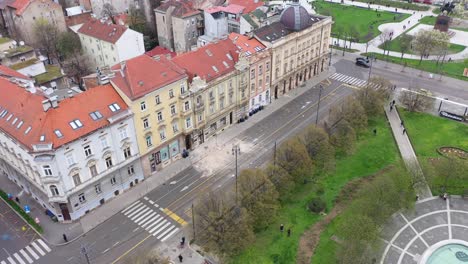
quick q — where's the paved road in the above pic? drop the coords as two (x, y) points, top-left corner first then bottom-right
(18, 56), (466, 264)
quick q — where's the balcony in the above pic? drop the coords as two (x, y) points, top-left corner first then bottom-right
(42, 175), (61, 184)
(179, 91), (190, 100)
(48, 195), (68, 203)
(195, 103), (205, 111)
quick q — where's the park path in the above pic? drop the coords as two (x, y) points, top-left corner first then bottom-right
(322, 0), (468, 60)
(384, 106), (433, 199)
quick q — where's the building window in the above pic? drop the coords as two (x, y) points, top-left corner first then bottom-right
(259, 65), (263, 75)
(140, 101), (146, 111)
(66, 154), (75, 167)
(258, 79), (262, 87)
(170, 105), (176, 115)
(105, 157), (113, 168)
(72, 174), (82, 186)
(69, 119), (83, 130)
(172, 122), (179, 133)
(186, 117), (192, 129)
(49, 185), (59, 196)
(95, 184), (102, 194)
(251, 98), (255, 106)
(119, 127), (128, 139)
(219, 99), (224, 109)
(123, 147), (131, 159)
(159, 129), (166, 141)
(266, 62), (270, 72)
(90, 165), (98, 177)
(42, 165), (52, 176)
(127, 165), (134, 175)
(157, 112), (163, 122)
(284, 63), (288, 75)
(250, 69), (255, 79)
(109, 103), (121, 112)
(155, 95), (161, 105)
(110, 177), (116, 185)
(84, 145), (92, 157)
(100, 136), (108, 149)
(184, 101), (190, 111)
(266, 75), (270, 85)
(78, 193), (86, 203)
(169, 89), (174, 98)
(143, 118), (149, 129)
(209, 103), (215, 114)
(146, 135), (152, 147)
(198, 114), (203, 122)
(250, 83), (255, 92)
(180, 83), (186, 94)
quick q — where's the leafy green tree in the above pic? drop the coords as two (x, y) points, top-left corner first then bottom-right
(33, 18), (60, 64)
(355, 79), (387, 117)
(57, 32), (81, 59)
(412, 29), (450, 65)
(341, 97), (368, 135)
(300, 125), (335, 173)
(194, 191), (254, 259)
(128, 4), (147, 34)
(328, 119), (356, 155)
(238, 169), (279, 231)
(348, 25), (360, 49)
(57, 32), (91, 87)
(399, 34), (413, 60)
(276, 137), (314, 183)
(265, 164), (294, 198)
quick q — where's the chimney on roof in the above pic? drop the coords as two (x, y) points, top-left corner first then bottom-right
(42, 99), (52, 112)
(50, 96), (59, 108)
(27, 82), (36, 93)
(67, 90), (74, 98)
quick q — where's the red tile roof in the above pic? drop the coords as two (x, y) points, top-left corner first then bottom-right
(78, 19), (127, 44)
(227, 0), (264, 13)
(7, 0), (61, 16)
(228, 32), (266, 55)
(206, 4), (245, 14)
(0, 81), (128, 150)
(145, 46), (177, 59)
(0, 65), (32, 80)
(111, 55), (187, 100)
(155, 0), (201, 18)
(172, 39), (239, 83)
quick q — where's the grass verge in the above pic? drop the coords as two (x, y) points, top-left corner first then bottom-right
(230, 115), (400, 263)
(381, 33), (466, 55)
(0, 189), (43, 233)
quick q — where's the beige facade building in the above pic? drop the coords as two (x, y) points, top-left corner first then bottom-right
(0, 0), (67, 45)
(154, 0), (204, 53)
(254, 2), (332, 99)
(172, 39), (249, 149)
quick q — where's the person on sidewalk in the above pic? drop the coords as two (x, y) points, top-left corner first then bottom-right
(63, 234), (68, 242)
(373, 128), (377, 136)
(178, 254), (183, 263)
(403, 128), (406, 135)
(390, 105), (393, 112)
(287, 228), (291, 237)
(280, 224), (284, 233)
(401, 120), (404, 127)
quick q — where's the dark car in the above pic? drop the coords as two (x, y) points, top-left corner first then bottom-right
(356, 57), (370, 63)
(355, 60), (370, 68)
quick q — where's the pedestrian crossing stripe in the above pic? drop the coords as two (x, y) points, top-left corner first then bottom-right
(121, 200), (181, 242)
(1, 239), (50, 264)
(330, 73), (382, 89)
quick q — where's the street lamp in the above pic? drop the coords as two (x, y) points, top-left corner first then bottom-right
(232, 144), (240, 204)
(315, 84), (323, 125)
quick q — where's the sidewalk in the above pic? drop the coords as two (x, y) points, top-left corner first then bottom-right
(384, 105), (432, 199)
(0, 67), (335, 246)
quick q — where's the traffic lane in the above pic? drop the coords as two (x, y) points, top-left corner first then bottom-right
(334, 58), (369, 80)
(168, 84), (354, 217)
(0, 197), (39, 261)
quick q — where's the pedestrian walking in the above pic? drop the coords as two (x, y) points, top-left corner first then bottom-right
(403, 128), (406, 135)
(373, 128), (377, 135)
(15, 197), (20, 203)
(390, 105), (393, 112)
(408, 20), (410, 24)
(63, 234), (68, 242)
(392, 99), (395, 105)
(287, 228), (291, 237)
(280, 224), (284, 233)
(416, 194), (419, 201)
(178, 254), (183, 263)
(393, 85), (396, 90)
(401, 120), (404, 127)
(180, 236), (185, 247)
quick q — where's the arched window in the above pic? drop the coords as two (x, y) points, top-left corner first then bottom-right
(50, 185), (59, 196)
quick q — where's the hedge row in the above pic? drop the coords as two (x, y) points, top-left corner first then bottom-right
(0, 189), (43, 233)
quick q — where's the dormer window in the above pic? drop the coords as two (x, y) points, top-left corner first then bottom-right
(24, 126), (31, 134)
(0, 109), (7, 118)
(109, 103), (121, 112)
(6, 114), (12, 121)
(69, 119), (83, 130)
(89, 111), (103, 120)
(12, 117), (18, 125)
(54, 129), (63, 138)
(16, 121), (23, 129)
(226, 53), (233, 60)
(212, 66), (219, 73)
(39, 135), (45, 142)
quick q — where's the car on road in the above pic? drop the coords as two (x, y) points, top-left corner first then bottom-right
(355, 60), (370, 68)
(356, 57), (370, 63)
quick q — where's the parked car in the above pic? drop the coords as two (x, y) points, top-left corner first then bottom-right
(355, 60), (370, 68)
(356, 57), (370, 63)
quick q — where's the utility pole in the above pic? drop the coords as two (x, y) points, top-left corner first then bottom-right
(315, 84), (323, 125)
(232, 144), (240, 204)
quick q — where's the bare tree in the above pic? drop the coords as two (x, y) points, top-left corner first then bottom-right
(399, 88), (434, 112)
(101, 3), (116, 24)
(399, 34), (413, 60)
(33, 18), (60, 64)
(379, 29), (393, 61)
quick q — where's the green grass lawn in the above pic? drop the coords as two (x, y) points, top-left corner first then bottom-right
(35, 65), (64, 84)
(381, 34), (466, 55)
(314, 1), (410, 43)
(230, 115), (400, 264)
(363, 52), (468, 81)
(399, 109), (468, 194)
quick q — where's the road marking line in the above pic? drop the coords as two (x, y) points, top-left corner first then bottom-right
(113, 241), (120, 247)
(111, 227), (118, 232)
(163, 208), (188, 226)
(36, 239), (50, 252)
(329, 73), (339, 78)
(121, 201), (140, 214)
(123, 202), (144, 216)
(133, 209), (153, 224)
(144, 215), (164, 230)
(143, 197), (149, 201)
(161, 227), (179, 242)
(130, 207), (151, 221)
(152, 222), (171, 236)
(1, 260), (6, 264)
(154, 204), (159, 207)
(126, 205), (148, 219)
(7, 257), (16, 264)
(19, 250), (32, 264)
(141, 214), (161, 228)
(132, 227), (140, 233)
(13, 253), (25, 264)
(102, 248), (110, 254)
(148, 219), (168, 234)
(111, 234), (151, 264)
(148, 200), (154, 205)
(25, 246), (38, 260)
(30, 242), (45, 256)
(157, 225), (175, 239)
(136, 211), (157, 226)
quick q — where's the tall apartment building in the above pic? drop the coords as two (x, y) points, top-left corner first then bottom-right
(254, 1), (332, 99)
(0, 76), (143, 222)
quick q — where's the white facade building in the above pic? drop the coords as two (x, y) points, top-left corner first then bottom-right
(0, 77), (143, 222)
(77, 19), (144, 69)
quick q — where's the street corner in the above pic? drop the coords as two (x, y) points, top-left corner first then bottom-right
(156, 229), (207, 264)
(0, 198), (38, 243)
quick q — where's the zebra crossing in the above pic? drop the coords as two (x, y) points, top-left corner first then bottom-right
(121, 197), (180, 242)
(329, 73), (381, 89)
(1, 239), (51, 264)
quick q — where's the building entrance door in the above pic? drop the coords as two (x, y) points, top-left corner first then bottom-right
(59, 203), (71, 221)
